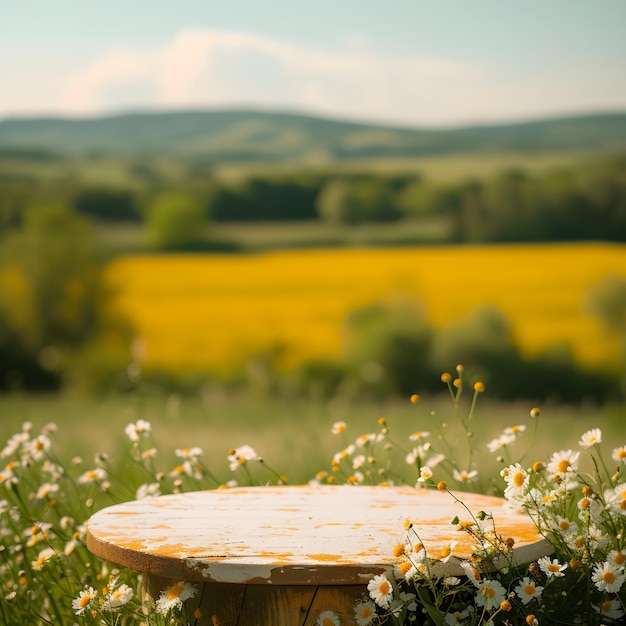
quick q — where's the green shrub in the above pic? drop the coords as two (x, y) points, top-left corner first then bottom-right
(147, 191), (208, 251)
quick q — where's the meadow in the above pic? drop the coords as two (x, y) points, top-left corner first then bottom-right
(106, 242), (626, 375)
(0, 384), (623, 488)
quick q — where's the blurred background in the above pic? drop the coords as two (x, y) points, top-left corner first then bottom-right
(1, 1), (625, 478)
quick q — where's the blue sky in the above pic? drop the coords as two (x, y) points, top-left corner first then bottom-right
(2, 1), (625, 127)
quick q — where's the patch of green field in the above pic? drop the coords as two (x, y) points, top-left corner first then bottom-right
(212, 150), (596, 184)
(96, 217), (453, 255)
(1, 389), (621, 489)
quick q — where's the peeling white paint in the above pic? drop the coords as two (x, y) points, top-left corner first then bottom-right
(87, 485), (551, 583)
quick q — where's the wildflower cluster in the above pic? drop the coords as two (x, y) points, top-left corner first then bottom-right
(315, 369), (625, 625)
(0, 417), (275, 624)
(1, 365), (623, 625)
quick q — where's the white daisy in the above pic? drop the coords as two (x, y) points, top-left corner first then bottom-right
(579, 428), (602, 448)
(72, 587), (98, 616)
(394, 559), (417, 582)
(417, 466), (433, 482)
(367, 573), (394, 608)
(591, 561), (625, 593)
(612, 445), (626, 464)
(136, 482), (161, 499)
(593, 599), (625, 620)
(409, 431), (430, 441)
(554, 515), (578, 535)
(546, 449), (580, 478)
(436, 541), (457, 563)
(155, 581), (197, 614)
(175, 446), (203, 459)
(452, 468), (478, 483)
(227, 445), (261, 471)
(352, 454), (366, 469)
(503, 463), (529, 499)
(487, 433), (515, 453)
(444, 608), (473, 625)
(331, 421), (347, 435)
(78, 467), (107, 484)
(514, 576), (543, 604)
(354, 599), (377, 625)
(124, 419), (152, 442)
(0, 431), (29, 458)
(332, 445), (355, 466)
(31, 547), (57, 570)
(317, 610), (340, 626)
(503, 424), (526, 436)
(24, 435), (52, 461)
(538, 556), (567, 578)
(35, 482), (59, 499)
(607, 548), (626, 568)
(460, 561), (482, 587)
(105, 582), (134, 609)
(606, 484), (626, 515)
(475, 578), (505, 611)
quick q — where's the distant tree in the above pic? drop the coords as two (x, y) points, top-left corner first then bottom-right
(73, 187), (141, 222)
(147, 191), (208, 250)
(0, 205), (126, 389)
(343, 300), (436, 397)
(586, 275), (626, 392)
(209, 176), (322, 222)
(316, 179), (400, 224)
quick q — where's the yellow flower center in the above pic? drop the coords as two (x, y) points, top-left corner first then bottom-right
(615, 552), (626, 565)
(360, 606), (373, 618)
(557, 459), (570, 473)
(603, 571), (616, 585)
(548, 564), (561, 572)
(379, 581), (390, 595)
(513, 471), (525, 487)
(602, 600), (613, 611)
(524, 583), (536, 595)
(559, 520), (570, 530)
(168, 584), (183, 601)
(79, 595), (91, 608)
(322, 619), (334, 626)
(484, 586), (496, 598)
(440, 545), (451, 558)
(393, 543), (405, 557)
(617, 449), (626, 459)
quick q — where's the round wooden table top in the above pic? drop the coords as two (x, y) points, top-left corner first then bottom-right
(86, 485), (550, 585)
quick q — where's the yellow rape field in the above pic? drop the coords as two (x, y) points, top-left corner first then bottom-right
(106, 243), (626, 374)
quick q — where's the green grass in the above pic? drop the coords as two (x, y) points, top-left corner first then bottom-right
(1, 388), (622, 488)
(96, 217), (454, 255)
(212, 150), (597, 183)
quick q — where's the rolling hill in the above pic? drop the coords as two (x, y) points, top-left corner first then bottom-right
(0, 109), (625, 162)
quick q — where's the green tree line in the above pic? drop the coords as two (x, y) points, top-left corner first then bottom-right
(1, 155), (626, 249)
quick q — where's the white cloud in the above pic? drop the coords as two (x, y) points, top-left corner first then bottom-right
(36, 29), (626, 126)
(57, 29), (489, 125)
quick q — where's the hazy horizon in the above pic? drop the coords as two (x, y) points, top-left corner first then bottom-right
(2, 1), (626, 128)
